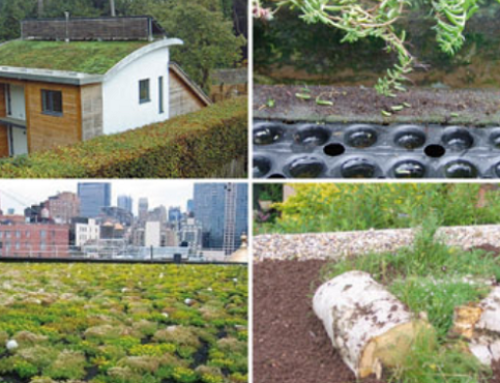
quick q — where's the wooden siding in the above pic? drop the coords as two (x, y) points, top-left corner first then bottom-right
(169, 72), (205, 118)
(25, 81), (82, 153)
(22, 17), (154, 41)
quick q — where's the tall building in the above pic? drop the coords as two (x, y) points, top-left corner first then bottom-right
(117, 195), (133, 214)
(193, 183), (248, 254)
(78, 183), (111, 218)
(168, 206), (182, 228)
(226, 183), (248, 254)
(138, 198), (149, 221)
(100, 207), (134, 227)
(179, 217), (202, 251)
(187, 199), (194, 214)
(44, 192), (80, 224)
(150, 206), (167, 223)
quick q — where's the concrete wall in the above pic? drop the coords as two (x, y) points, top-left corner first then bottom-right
(145, 221), (161, 248)
(102, 48), (171, 134)
(80, 84), (103, 141)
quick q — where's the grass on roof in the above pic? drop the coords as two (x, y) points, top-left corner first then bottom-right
(0, 40), (149, 74)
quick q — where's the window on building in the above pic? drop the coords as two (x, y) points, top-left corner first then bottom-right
(15, 231), (20, 238)
(25, 231), (30, 238)
(40, 242), (46, 251)
(41, 90), (63, 116)
(158, 76), (164, 114)
(139, 79), (150, 104)
(5, 232), (11, 239)
(15, 242), (20, 250)
(40, 230), (46, 239)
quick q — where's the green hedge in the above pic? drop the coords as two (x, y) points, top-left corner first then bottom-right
(0, 97), (247, 178)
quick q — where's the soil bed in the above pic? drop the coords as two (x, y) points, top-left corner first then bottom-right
(254, 85), (500, 126)
(253, 253), (500, 383)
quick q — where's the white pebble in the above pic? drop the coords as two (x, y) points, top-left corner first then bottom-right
(6, 340), (18, 351)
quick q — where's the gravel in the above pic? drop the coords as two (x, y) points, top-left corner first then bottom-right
(253, 225), (500, 262)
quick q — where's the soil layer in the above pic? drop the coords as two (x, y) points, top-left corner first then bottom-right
(253, 85), (500, 126)
(253, 253), (500, 383)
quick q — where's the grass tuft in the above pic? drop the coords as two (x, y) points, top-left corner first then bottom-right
(319, 214), (500, 382)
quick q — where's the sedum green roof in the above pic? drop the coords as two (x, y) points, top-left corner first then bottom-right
(0, 40), (149, 75)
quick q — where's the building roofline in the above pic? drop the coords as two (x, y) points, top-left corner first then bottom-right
(0, 66), (103, 85)
(104, 38), (183, 80)
(0, 38), (182, 85)
(169, 62), (213, 106)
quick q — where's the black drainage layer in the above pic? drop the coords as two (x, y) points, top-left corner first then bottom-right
(253, 121), (500, 179)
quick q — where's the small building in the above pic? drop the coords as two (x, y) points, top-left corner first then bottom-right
(145, 221), (161, 248)
(0, 222), (69, 258)
(0, 16), (211, 157)
(70, 217), (100, 248)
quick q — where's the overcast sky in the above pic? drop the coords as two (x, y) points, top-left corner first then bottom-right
(0, 180), (206, 215)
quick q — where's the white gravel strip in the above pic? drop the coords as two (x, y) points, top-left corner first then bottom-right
(253, 225), (500, 262)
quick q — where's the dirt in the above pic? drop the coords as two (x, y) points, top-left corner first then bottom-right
(253, 85), (500, 126)
(475, 244), (500, 258)
(253, 259), (384, 383)
(253, 250), (500, 383)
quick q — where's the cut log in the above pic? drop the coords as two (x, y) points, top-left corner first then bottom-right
(452, 286), (500, 365)
(313, 271), (428, 378)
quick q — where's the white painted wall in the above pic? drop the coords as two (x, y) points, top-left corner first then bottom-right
(102, 48), (171, 134)
(145, 221), (161, 248)
(75, 219), (100, 247)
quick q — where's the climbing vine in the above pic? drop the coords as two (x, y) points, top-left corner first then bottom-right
(253, 0), (495, 100)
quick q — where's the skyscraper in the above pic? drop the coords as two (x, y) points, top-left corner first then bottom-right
(117, 195), (133, 214)
(224, 183), (248, 254)
(138, 198), (149, 221)
(77, 183), (111, 218)
(187, 199), (194, 214)
(193, 183), (248, 254)
(168, 206), (182, 223)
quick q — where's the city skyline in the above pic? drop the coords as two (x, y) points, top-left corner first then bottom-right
(0, 180), (196, 216)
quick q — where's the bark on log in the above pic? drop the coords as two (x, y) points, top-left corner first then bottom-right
(452, 286), (500, 365)
(313, 271), (427, 378)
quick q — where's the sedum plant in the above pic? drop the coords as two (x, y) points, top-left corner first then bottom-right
(253, 0), (495, 98)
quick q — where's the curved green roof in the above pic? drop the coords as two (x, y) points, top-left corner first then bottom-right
(0, 40), (149, 75)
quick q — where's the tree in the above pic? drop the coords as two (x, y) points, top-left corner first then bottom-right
(151, 1), (246, 91)
(37, 0), (44, 17)
(109, 0), (115, 16)
(0, 0), (37, 41)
